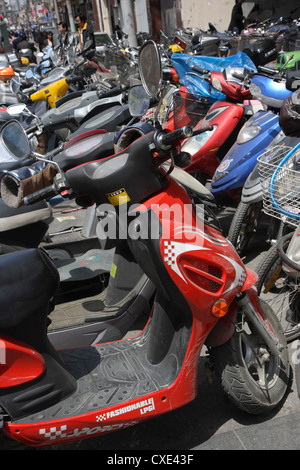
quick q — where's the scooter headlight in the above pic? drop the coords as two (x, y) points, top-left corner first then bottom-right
(237, 123), (261, 144)
(211, 77), (222, 92)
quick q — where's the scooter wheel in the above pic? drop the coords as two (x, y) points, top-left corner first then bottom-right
(227, 201), (262, 256)
(210, 300), (291, 415)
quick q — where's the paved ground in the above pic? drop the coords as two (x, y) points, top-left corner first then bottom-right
(1, 201), (300, 451)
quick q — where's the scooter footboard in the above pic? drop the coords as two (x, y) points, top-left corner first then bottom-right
(2, 295), (194, 447)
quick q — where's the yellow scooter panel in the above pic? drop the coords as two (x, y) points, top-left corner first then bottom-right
(30, 77), (71, 108)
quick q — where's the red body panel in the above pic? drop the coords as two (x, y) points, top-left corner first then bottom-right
(180, 100), (244, 175)
(0, 336), (45, 388)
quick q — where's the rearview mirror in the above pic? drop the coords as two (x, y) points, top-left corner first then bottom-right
(50, 50), (58, 65)
(128, 85), (150, 116)
(25, 69), (34, 79)
(10, 76), (20, 94)
(1, 120), (30, 160)
(139, 40), (162, 98)
(6, 103), (27, 116)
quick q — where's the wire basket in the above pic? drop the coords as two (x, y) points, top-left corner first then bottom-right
(257, 144), (300, 227)
(171, 90), (210, 130)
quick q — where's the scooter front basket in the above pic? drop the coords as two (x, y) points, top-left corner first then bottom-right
(257, 144), (300, 227)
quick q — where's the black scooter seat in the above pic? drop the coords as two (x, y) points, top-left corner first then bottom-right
(0, 248), (59, 328)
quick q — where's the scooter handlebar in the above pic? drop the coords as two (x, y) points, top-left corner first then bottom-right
(191, 64), (210, 76)
(24, 184), (58, 205)
(97, 86), (127, 99)
(157, 125), (213, 148)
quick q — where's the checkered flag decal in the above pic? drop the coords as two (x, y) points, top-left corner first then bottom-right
(164, 241), (176, 266)
(39, 425), (67, 440)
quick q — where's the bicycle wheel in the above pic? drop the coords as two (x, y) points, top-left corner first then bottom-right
(256, 235), (300, 342)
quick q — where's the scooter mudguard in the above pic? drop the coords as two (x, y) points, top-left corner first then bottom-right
(180, 100), (245, 176)
(211, 110), (281, 195)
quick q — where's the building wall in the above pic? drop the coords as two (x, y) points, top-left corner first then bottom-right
(180, 0), (299, 33)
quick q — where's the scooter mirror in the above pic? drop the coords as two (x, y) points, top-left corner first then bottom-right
(10, 76), (20, 94)
(36, 51), (43, 64)
(1, 120), (30, 160)
(67, 46), (76, 65)
(6, 104), (27, 116)
(128, 85), (150, 116)
(42, 45), (52, 58)
(50, 50), (59, 65)
(139, 40), (162, 98)
(25, 69), (34, 79)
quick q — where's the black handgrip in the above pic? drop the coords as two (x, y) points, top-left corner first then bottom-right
(66, 74), (82, 85)
(97, 86), (126, 98)
(191, 65), (209, 75)
(25, 124), (39, 134)
(158, 126), (193, 148)
(193, 125), (214, 136)
(257, 65), (277, 76)
(24, 185), (57, 205)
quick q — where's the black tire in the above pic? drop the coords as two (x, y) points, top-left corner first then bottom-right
(256, 236), (300, 342)
(210, 300), (291, 415)
(227, 201), (263, 256)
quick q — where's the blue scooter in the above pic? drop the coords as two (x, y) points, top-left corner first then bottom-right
(211, 109), (281, 200)
(210, 67), (293, 202)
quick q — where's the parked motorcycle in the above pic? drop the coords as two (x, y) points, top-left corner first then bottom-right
(0, 42), (290, 448)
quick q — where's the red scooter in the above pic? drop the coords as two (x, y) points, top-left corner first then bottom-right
(164, 65), (263, 183)
(0, 116), (289, 447)
(0, 41), (290, 447)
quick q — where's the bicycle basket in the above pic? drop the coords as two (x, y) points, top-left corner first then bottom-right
(257, 144), (300, 227)
(172, 90), (210, 130)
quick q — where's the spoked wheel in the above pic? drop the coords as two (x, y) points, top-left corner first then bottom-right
(227, 201), (263, 256)
(210, 301), (290, 415)
(256, 235), (300, 342)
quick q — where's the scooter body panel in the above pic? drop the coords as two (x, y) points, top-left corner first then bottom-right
(211, 110), (281, 195)
(30, 78), (71, 108)
(0, 336), (45, 388)
(180, 100), (245, 175)
(250, 74), (292, 109)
